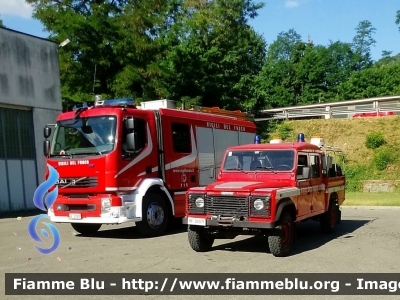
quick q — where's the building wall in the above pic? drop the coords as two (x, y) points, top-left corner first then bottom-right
(0, 28), (62, 212)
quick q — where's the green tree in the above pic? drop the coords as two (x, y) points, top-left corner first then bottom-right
(0, 15), (4, 27)
(163, 0), (267, 111)
(352, 20), (376, 70)
(251, 29), (303, 109)
(26, 0), (180, 108)
(337, 63), (400, 99)
(382, 50), (393, 58)
(267, 29), (302, 61)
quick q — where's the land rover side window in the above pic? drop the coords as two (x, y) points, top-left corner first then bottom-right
(310, 155), (320, 178)
(171, 123), (191, 153)
(297, 154), (308, 178)
(122, 118), (147, 156)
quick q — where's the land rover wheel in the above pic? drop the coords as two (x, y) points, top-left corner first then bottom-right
(320, 200), (337, 234)
(135, 192), (169, 237)
(268, 211), (295, 257)
(71, 223), (102, 235)
(188, 226), (214, 252)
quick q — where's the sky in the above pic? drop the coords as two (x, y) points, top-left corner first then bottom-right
(1, 0), (400, 62)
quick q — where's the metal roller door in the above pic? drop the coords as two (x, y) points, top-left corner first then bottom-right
(0, 106), (38, 212)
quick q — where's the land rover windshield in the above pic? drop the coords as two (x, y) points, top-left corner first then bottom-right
(50, 115), (117, 157)
(222, 149), (295, 172)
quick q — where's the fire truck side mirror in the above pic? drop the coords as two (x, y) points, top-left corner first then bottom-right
(209, 167), (215, 179)
(44, 126), (51, 139)
(302, 166), (310, 179)
(125, 118), (135, 130)
(126, 133), (136, 151)
(43, 140), (50, 156)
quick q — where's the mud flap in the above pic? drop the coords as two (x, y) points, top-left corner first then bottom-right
(336, 208), (342, 224)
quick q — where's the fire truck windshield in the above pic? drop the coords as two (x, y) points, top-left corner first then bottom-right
(223, 150), (295, 172)
(50, 115), (117, 157)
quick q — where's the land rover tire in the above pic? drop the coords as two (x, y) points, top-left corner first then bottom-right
(188, 226), (214, 252)
(136, 192), (169, 237)
(71, 223), (102, 235)
(268, 211), (295, 257)
(320, 200), (337, 234)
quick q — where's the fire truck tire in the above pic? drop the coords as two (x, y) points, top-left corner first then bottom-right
(71, 223), (102, 235)
(135, 192), (169, 237)
(188, 226), (214, 252)
(320, 200), (337, 234)
(268, 211), (294, 257)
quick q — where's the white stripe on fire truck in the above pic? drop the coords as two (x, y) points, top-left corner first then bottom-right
(105, 187), (138, 191)
(275, 187), (301, 200)
(165, 126), (197, 170)
(114, 124), (153, 178)
(275, 184), (325, 199)
(137, 166), (159, 177)
(325, 185), (345, 193)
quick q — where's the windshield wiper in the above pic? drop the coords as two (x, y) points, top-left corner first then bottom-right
(256, 166), (277, 174)
(70, 151), (102, 157)
(225, 168), (248, 174)
(50, 154), (72, 159)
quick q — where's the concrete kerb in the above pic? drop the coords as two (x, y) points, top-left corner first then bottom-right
(341, 206), (400, 210)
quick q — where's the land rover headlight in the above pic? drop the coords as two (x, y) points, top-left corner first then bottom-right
(253, 199), (264, 210)
(195, 197), (205, 208)
(101, 198), (111, 213)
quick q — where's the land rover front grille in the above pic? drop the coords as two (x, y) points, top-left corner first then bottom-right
(205, 196), (249, 217)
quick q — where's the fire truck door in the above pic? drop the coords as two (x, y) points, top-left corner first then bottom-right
(310, 154), (325, 213)
(296, 153), (312, 217)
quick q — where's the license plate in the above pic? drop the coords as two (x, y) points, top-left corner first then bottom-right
(69, 213), (82, 220)
(188, 217), (206, 226)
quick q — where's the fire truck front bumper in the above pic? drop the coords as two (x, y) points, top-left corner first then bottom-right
(182, 217), (275, 229)
(48, 207), (141, 225)
(48, 216), (141, 225)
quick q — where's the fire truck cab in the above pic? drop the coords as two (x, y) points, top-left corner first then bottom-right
(183, 134), (346, 257)
(43, 97), (256, 237)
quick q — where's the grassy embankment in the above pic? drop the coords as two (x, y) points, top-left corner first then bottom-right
(266, 116), (400, 206)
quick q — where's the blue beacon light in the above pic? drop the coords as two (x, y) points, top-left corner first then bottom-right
(297, 133), (305, 142)
(254, 135), (261, 144)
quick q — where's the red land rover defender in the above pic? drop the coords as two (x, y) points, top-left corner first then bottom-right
(183, 134), (346, 257)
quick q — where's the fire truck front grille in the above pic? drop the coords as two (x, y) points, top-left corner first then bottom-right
(205, 196), (249, 217)
(57, 177), (98, 188)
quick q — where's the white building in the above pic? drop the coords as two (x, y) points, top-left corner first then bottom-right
(0, 27), (62, 212)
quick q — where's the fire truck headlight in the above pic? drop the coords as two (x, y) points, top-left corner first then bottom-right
(101, 198), (111, 213)
(195, 197), (205, 208)
(253, 199), (264, 210)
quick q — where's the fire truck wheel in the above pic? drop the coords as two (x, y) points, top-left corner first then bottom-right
(268, 211), (294, 257)
(71, 223), (102, 235)
(135, 192), (169, 237)
(188, 226), (214, 252)
(320, 200), (337, 234)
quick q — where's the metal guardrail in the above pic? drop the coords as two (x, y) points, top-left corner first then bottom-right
(255, 96), (400, 121)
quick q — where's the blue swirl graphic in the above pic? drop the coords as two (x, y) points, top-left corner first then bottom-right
(33, 164), (59, 211)
(28, 214), (61, 254)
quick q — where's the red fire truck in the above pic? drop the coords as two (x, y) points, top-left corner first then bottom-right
(43, 97), (256, 237)
(183, 134), (346, 257)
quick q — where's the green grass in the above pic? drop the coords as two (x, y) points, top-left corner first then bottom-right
(343, 192), (400, 206)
